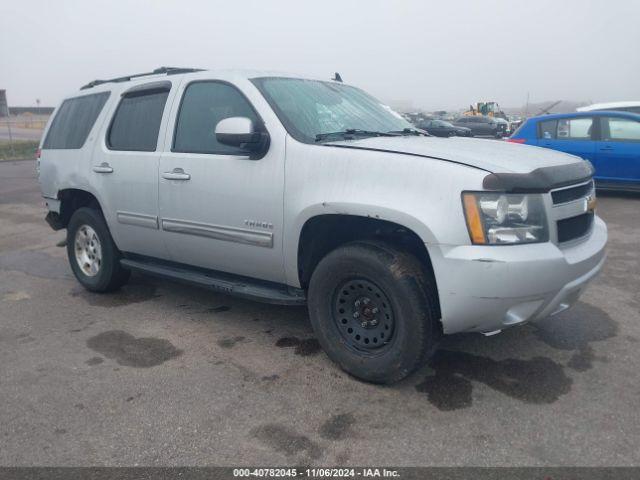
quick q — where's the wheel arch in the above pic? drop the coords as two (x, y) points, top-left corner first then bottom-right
(56, 188), (104, 229)
(293, 209), (441, 320)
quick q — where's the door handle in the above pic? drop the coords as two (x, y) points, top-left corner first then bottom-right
(92, 162), (113, 174)
(162, 168), (191, 181)
(599, 146), (613, 151)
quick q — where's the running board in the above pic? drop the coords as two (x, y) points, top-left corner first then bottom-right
(120, 258), (306, 305)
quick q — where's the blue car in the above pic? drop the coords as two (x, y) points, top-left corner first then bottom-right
(509, 111), (640, 191)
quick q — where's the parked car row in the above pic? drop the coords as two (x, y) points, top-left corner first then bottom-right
(417, 116), (510, 138)
(406, 105), (638, 190)
(416, 119), (472, 137)
(453, 115), (509, 138)
(509, 110), (640, 191)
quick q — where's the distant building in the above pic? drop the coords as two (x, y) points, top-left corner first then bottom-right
(0, 90), (8, 117)
(9, 106), (55, 115)
(0, 91), (54, 116)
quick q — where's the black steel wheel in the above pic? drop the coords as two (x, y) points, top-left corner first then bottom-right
(333, 279), (395, 352)
(308, 241), (440, 384)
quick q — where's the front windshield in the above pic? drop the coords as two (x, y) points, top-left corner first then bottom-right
(251, 77), (413, 143)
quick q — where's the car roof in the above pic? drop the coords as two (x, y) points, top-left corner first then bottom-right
(65, 68), (344, 101)
(527, 110), (640, 122)
(577, 101), (640, 111)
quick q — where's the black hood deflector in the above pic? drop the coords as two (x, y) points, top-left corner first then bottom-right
(483, 161), (595, 192)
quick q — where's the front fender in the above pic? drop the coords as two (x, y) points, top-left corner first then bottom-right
(283, 202), (438, 288)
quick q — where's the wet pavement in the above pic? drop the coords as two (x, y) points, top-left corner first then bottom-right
(1, 160), (639, 466)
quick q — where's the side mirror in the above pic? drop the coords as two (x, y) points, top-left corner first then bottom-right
(215, 117), (269, 158)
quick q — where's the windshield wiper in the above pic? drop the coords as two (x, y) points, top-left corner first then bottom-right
(387, 128), (429, 136)
(315, 129), (400, 142)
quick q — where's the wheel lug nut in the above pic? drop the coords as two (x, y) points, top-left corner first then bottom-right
(372, 307), (379, 314)
(354, 300), (361, 307)
(363, 298), (370, 305)
(353, 312), (360, 319)
(371, 319), (378, 326)
(361, 322), (368, 328)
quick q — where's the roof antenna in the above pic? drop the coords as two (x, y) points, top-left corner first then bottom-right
(332, 72), (343, 83)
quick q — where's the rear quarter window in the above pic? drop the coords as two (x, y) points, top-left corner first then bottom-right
(538, 119), (558, 139)
(43, 92), (110, 149)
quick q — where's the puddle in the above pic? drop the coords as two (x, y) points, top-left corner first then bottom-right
(86, 330), (183, 368)
(416, 350), (572, 411)
(533, 302), (616, 371)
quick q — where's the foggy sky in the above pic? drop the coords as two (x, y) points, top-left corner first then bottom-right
(1, 0), (638, 111)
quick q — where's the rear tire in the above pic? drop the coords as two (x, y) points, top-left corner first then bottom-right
(308, 241), (440, 384)
(66, 207), (130, 292)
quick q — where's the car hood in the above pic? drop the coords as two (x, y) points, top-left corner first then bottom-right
(325, 136), (582, 174)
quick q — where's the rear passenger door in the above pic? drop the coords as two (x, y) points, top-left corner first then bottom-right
(158, 80), (286, 283)
(536, 116), (596, 163)
(594, 116), (640, 184)
(90, 81), (175, 259)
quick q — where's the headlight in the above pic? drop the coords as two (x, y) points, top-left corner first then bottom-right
(462, 192), (549, 244)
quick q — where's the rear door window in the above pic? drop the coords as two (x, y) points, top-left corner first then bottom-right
(108, 85), (170, 152)
(43, 92), (110, 149)
(601, 117), (640, 142)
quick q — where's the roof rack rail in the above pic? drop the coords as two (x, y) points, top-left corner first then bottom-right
(80, 66), (205, 90)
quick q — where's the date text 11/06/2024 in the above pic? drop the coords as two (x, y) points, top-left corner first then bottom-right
(232, 468), (400, 478)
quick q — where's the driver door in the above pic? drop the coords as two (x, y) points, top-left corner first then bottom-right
(158, 80), (286, 283)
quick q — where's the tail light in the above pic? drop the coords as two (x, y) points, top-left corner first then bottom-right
(35, 148), (41, 176)
(506, 138), (526, 144)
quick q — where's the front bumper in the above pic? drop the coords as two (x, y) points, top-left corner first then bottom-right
(427, 216), (607, 334)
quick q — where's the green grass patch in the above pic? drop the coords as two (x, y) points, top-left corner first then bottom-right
(0, 140), (39, 161)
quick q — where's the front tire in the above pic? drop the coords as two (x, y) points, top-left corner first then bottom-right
(308, 241), (440, 384)
(67, 207), (130, 292)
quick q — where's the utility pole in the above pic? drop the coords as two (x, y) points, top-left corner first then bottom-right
(6, 118), (14, 157)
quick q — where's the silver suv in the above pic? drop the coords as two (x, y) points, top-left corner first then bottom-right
(38, 67), (607, 383)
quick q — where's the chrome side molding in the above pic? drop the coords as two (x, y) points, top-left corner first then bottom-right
(116, 211), (159, 229)
(161, 218), (273, 248)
